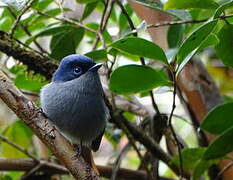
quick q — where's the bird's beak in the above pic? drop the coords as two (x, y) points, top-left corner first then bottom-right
(88, 63), (103, 72)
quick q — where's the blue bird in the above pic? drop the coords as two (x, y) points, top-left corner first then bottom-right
(40, 54), (109, 174)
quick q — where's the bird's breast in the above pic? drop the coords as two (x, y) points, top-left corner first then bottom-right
(40, 72), (108, 145)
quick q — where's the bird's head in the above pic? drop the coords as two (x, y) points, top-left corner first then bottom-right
(52, 54), (102, 82)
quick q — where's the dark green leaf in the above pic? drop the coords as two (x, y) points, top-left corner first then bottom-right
(198, 33), (219, 50)
(85, 49), (107, 61)
(35, 24), (75, 37)
(109, 65), (168, 94)
(50, 27), (85, 60)
(164, 0), (219, 10)
(215, 24), (233, 67)
(201, 103), (233, 134)
(110, 37), (168, 64)
(167, 24), (184, 48)
(177, 20), (217, 72)
(203, 125), (233, 159)
(81, 1), (98, 20)
(133, 0), (192, 20)
(171, 148), (206, 169)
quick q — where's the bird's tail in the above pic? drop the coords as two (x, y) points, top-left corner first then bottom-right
(81, 146), (99, 175)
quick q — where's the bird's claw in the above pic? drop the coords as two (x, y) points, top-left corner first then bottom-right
(73, 144), (82, 158)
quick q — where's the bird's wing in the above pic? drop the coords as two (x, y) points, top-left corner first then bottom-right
(91, 127), (105, 152)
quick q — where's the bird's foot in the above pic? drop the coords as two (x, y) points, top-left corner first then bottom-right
(38, 108), (48, 118)
(73, 144), (82, 158)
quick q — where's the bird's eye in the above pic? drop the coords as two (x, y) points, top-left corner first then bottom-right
(74, 67), (81, 74)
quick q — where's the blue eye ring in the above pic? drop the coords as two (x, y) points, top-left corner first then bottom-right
(74, 67), (81, 74)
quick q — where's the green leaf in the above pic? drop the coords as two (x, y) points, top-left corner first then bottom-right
(0, 17), (12, 32)
(167, 24), (184, 48)
(215, 24), (233, 67)
(177, 20), (217, 72)
(50, 27), (85, 60)
(193, 159), (220, 180)
(214, 0), (233, 18)
(32, 0), (53, 11)
(109, 65), (168, 94)
(203, 125), (233, 159)
(10, 65), (47, 92)
(82, 1), (98, 20)
(133, 0), (192, 20)
(2, 121), (33, 158)
(198, 33), (219, 50)
(85, 49), (107, 61)
(110, 37), (168, 64)
(171, 148), (206, 169)
(164, 0), (219, 10)
(35, 24), (75, 37)
(201, 103), (233, 134)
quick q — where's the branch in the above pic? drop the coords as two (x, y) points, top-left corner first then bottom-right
(9, 0), (36, 37)
(147, 14), (233, 29)
(0, 31), (57, 79)
(7, 7), (49, 54)
(0, 158), (174, 180)
(167, 69), (183, 178)
(110, 111), (190, 178)
(0, 70), (98, 179)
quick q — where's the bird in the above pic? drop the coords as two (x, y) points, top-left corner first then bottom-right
(40, 54), (109, 174)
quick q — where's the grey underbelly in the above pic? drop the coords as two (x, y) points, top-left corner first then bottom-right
(44, 97), (107, 144)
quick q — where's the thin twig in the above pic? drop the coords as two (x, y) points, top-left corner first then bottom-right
(214, 161), (233, 180)
(115, 0), (137, 36)
(107, 53), (117, 78)
(54, 0), (65, 17)
(0, 134), (38, 162)
(10, 0), (36, 37)
(147, 14), (233, 29)
(92, 0), (114, 50)
(111, 142), (131, 180)
(12, 36), (50, 60)
(21, 163), (42, 179)
(119, 120), (154, 180)
(7, 7), (48, 54)
(34, 10), (100, 36)
(168, 69), (183, 179)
